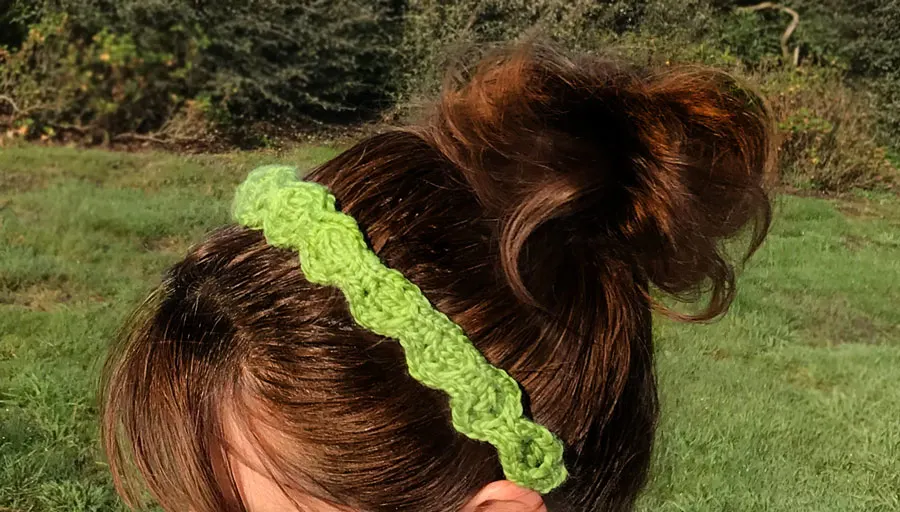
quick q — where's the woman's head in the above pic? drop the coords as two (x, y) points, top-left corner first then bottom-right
(102, 43), (774, 511)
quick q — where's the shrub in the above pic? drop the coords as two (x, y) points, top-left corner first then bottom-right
(841, 0), (900, 143)
(0, 12), (200, 141)
(756, 67), (898, 191)
(186, 0), (403, 125)
(1, 0), (403, 141)
(717, 9), (789, 66)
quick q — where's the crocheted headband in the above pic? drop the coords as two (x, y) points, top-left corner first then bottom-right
(232, 165), (568, 494)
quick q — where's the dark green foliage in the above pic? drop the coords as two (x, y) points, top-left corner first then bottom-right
(0, 0), (32, 48)
(766, 0), (900, 78)
(718, 9), (791, 65)
(711, 0), (900, 148)
(170, 0), (404, 123)
(1, 0), (403, 136)
(840, 0), (900, 140)
(1, 0), (898, 184)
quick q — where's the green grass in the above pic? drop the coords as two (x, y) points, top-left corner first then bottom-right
(641, 191), (900, 511)
(1, 145), (899, 511)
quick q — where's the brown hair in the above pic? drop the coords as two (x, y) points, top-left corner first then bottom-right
(102, 43), (774, 512)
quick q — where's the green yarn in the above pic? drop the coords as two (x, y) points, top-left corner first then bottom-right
(232, 165), (568, 494)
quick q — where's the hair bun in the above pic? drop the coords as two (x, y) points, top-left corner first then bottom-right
(422, 43), (774, 320)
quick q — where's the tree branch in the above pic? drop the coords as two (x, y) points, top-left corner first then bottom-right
(464, 1), (484, 32)
(0, 95), (19, 114)
(112, 132), (207, 147)
(111, 132), (172, 145)
(46, 122), (89, 135)
(737, 2), (801, 66)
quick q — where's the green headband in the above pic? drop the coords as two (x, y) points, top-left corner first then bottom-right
(232, 165), (567, 494)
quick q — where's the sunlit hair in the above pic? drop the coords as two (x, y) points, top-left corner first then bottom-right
(101, 42), (774, 512)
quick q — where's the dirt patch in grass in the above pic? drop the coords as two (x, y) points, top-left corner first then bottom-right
(837, 202), (874, 218)
(0, 284), (73, 311)
(840, 231), (900, 251)
(778, 291), (895, 347)
(806, 308), (886, 346)
(833, 315), (882, 345)
(833, 197), (900, 225)
(707, 347), (732, 361)
(0, 171), (54, 194)
(143, 234), (194, 257)
(784, 365), (836, 393)
(841, 233), (868, 251)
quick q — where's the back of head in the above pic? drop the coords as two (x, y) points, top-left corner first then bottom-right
(103, 43), (773, 512)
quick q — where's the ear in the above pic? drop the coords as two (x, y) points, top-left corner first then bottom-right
(461, 480), (547, 512)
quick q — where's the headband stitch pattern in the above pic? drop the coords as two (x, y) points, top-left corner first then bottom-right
(232, 165), (568, 494)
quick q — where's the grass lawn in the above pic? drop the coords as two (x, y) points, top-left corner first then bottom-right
(1, 144), (899, 511)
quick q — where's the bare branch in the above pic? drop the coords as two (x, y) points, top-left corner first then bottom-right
(737, 2), (801, 66)
(111, 132), (172, 145)
(463, 1), (485, 32)
(48, 123), (88, 135)
(0, 95), (19, 114)
(112, 132), (206, 147)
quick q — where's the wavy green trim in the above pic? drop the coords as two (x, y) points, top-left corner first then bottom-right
(232, 165), (567, 494)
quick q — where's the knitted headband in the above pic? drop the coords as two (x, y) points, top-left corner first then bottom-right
(232, 165), (568, 494)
